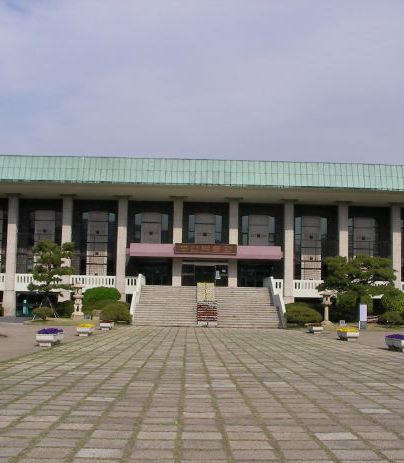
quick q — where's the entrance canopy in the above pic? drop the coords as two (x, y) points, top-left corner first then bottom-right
(128, 243), (283, 260)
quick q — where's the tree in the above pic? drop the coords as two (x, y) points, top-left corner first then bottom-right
(28, 240), (75, 314)
(317, 255), (396, 319)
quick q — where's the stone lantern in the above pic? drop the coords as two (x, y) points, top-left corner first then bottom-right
(72, 284), (84, 320)
(321, 290), (332, 322)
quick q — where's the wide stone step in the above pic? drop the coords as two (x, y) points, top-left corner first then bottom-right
(215, 287), (279, 328)
(134, 286), (197, 326)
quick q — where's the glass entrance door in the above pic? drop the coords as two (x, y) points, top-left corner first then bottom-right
(181, 263), (228, 286)
(195, 266), (215, 284)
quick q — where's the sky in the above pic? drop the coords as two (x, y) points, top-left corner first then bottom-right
(0, 0), (403, 163)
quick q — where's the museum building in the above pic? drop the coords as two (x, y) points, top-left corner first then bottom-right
(0, 154), (403, 316)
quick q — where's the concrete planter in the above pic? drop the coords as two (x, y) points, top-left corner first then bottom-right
(337, 330), (359, 341)
(385, 337), (404, 352)
(308, 326), (324, 334)
(77, 326), (94, 337)
(36, 333), (59, 347)
(100, 321), (114, 331)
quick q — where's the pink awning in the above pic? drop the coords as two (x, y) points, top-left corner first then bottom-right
(128, 243), (283, 260)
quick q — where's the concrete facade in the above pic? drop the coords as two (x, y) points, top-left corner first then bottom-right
(1, 155), (404, 315)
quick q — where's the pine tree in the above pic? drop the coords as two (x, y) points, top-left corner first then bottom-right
(28, 240), (75, 314)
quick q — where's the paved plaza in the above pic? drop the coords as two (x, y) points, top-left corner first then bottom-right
(0, 327), (403, 462)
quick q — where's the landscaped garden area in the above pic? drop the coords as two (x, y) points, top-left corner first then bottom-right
(284, 256), (404, 350)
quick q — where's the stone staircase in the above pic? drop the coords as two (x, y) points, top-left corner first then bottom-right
(215, 287), (280, 328)
(133, 285), (196, 326)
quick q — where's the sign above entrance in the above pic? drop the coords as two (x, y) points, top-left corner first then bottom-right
(174, 243), (237, 255)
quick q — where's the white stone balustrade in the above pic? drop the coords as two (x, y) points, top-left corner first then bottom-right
(4, 274), (404, 298)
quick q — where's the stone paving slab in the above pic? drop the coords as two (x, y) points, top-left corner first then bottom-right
(0, 326), (403, 462)
(0, 323), (102, 362)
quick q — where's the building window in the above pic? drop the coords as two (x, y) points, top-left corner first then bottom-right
(31, 210), (56, 243)
(295, 216), (328, 280)
(134, 212), (169, 244)
(188, 213), (223, 244)
(240, 215), (276, 245)
(82, 211), (116, 276)
(349, 217), (378, 258)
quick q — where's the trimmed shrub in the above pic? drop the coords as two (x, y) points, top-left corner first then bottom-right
(380, 288), (404, 313)
(55, 300), (74, 318)
(99, 301), (131, 324)
(32, 307), (54, 320)
(379, 311), (404, 325)
(285, 305), (322, 326)
(83, 287), (121, 305)
(83, 298), (117, 315)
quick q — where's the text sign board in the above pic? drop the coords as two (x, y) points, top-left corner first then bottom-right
(359, 304), (368, 330)
(174, 243), (237, 255)
(359, 304), (367, 321)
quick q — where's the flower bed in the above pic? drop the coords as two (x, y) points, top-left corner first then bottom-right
(77, 323), (95, 336)
(337, 327), (359, 341)
(385, 334), (404, 352)
(99, 320), (114, 331)
(36, 328), (64, 347)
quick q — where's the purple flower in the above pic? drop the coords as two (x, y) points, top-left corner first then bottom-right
(385, 334), (404, 340)
(37, 328), (63, 335)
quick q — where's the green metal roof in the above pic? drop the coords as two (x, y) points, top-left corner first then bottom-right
(0, 155), (404, 191)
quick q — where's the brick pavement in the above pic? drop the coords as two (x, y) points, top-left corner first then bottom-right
(0, 326), (403, 462)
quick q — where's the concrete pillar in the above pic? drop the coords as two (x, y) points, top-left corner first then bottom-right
(3, 195), (19, 316)
(228, 260), (238, 287)
(172, 257), (182, 286)
(59, 196), (74, 302)
(390, 204), (402, 289)
(172, 198), (184, 286)
(116, 197), (128, 300)
(173, 198), (184, 244)
(338, 202), (349, 258)
(283, 201), (295, 303)
(228, 199), (239, 287)
(228, 199), (239, 245)
(61, 195), (74, 260)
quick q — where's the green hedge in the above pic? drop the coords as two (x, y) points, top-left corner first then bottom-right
(285, 304), (322, 326)
(99, 301), (131, 324)
(380, 288), (404, 313)
(379, 311), (403, 325)
(83, 287), (121, 305)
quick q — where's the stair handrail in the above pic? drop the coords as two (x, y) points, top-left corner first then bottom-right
(264, 276), (287, 329)
(130, 273), (146, 323)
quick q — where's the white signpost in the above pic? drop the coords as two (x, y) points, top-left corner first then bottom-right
(359, 303), (367, 330)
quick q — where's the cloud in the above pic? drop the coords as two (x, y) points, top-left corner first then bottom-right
(0, 0), (404, 162)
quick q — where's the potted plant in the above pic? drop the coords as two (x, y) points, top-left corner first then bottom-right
(385, 334), (404, 351)
(99, 320), (114, 331)
(76, 323), (95, 336)
(36, 328), (63, 347)
(337, 326), (359, 341)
